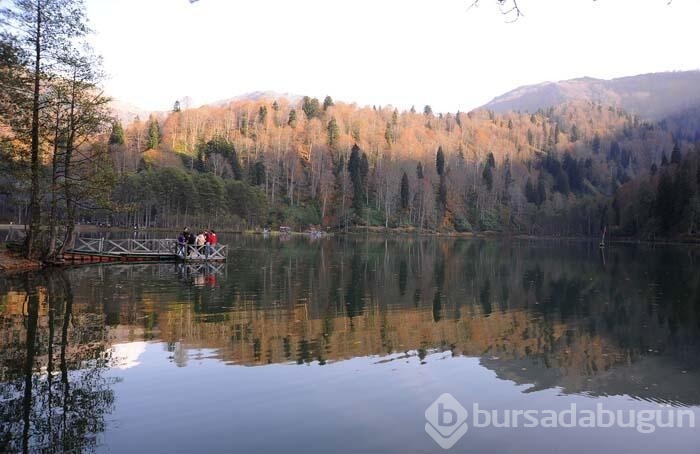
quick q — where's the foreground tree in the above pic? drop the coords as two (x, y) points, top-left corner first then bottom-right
(52, 51), (112, 258)
(1, 0), (91, 257)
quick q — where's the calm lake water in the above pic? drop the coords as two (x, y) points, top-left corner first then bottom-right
(1, 235), (699, 453)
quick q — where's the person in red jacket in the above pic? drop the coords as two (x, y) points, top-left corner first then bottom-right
(207, 229), (218, 256)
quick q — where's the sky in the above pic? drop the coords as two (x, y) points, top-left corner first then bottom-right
(86, 0), (700, 113)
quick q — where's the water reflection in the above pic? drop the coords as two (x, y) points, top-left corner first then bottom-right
(1, 237), (700, 449)
(0, 272), (116, 453)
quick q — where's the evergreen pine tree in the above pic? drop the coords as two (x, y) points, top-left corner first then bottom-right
(360, 152), (369, 186)
(525, 178), (536, 204)
(287, 109), (297, 128)
(302, 96), (321, 119)
(536, 174), (547, 206)
(438, 179), (447, 208)
(591, 133), (601, 154)
(146, 117), (161, 150)
(569, 124), (579, 142)
(348, 144), (363, 213)
(327, 117), (340, 149)
(436, 146), (445, 176)
(323, 95), (334, 111)
(109, 121), (125, 145)
(258, 105), (268, 125)
(252, 160), (266, 186)
(384, 121), (393, 147)
(671, 141), (682, 164)
(230, 148), (243, 180)
(400, 172), (409, 210)
(196, 149), (206, 173)
(482, 165), (493, 191)
(486, 152), (495, 169)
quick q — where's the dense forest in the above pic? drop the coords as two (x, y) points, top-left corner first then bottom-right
(4, 90), (700, 241)
(82, 94), (700, 238)
(2, 1), (700, 262)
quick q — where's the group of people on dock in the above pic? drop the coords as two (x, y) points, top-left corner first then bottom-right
(177, 227), (217, 258)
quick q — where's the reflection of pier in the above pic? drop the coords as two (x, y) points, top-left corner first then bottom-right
(62, 238), (227, 263)
(178, 261), (225, 287)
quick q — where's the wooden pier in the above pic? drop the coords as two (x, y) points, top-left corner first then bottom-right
(61, 238), (227, 264)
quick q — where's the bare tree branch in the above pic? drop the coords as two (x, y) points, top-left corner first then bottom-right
(472, 1), (672, 21)
(468, 0), (523, 21)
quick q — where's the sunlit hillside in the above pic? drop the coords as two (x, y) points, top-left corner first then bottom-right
(104, 86), (700, 238)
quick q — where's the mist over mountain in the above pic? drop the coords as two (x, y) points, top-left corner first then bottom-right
(483, 71), (700, 120)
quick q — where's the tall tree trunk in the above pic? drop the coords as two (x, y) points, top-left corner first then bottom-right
(61, 72), (78, 255)
(26, 1), (43, 258)
(48, 105), (62, 260)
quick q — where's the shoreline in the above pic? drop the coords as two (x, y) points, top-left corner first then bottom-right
(1, 225), (699, 276)
(2, 222), (699, 245)
(339, 226), (700, 247)
(0, 249), (43, 275)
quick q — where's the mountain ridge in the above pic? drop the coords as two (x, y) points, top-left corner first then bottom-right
(109, 70), (700, 124)
(209, 90), (303, 107)
(482, 70), (700, 120)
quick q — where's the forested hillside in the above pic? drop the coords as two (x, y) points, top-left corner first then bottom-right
(100, 93), (700, 238)
(2, 0), (698, 263)
(3, 86), (700, 239)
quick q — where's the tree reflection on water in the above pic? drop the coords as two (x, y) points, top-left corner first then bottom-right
(0, 271), (116, 453)
(1, 236), (700, 452)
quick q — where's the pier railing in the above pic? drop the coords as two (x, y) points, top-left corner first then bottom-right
(180, 244), (228, 261)
(72, 237), (178, 255)
(69, 238), (227, 261)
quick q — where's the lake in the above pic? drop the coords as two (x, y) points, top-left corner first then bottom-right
(1, 235), (699, 453)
